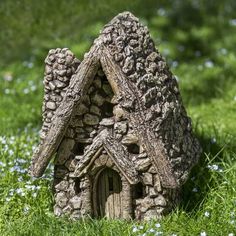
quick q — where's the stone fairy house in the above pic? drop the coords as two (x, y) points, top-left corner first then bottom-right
(29, 12), (201, 220)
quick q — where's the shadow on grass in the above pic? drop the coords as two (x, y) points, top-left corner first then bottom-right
(180, 126), (235, 213)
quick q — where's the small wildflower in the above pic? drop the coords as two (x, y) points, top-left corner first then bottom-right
(220, 48), (227, 55)
(157, 8), (166, 16)
(210, 137), (216, 144)
(230, 220), (235, 224)
(3, 72), (13, 81)
(172, 61), (178, 68)
(155, 223), (161, 228)
(8, 149), (14, 156)
(229, 19), (236, 26)
(23, 88), (29, 94)
(192, 187), (198, 192)
(4, 88), (10, 94)
(139, 226), (144, 230)
(204, 60), (214, 68)
(6, 197), (11, 202)
(200, 232), (207, 236)
(155, 232), (163, 235)
(23, 206), (30, 214)
(204, 211), (210, 217)
(228, 234), (234, 236)
(132, 226), (138, 232)
(149, 228), (155, 233)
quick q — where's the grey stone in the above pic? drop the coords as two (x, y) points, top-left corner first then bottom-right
(114, 122), (127, 134)
(154, 195), (167, 206)
(90, 105), (101, 116)
(54, 80), (67, 88)
(54, 205), (63, 216)
(102, 83), (113, 96)
(62, 205), (73, 214)
(113, 105), (125, 120)
(55, 192), (68, 208)
(136, 158), (151, 171)
(49, 81), (56, 90)
(93, 78), (102, 88)
(99, 118), (114, 126)
(149, 187), (159, 198)
(75, 103), (89, 115)
(153, 174), (162, 192)
(54, 180), (69, 191)
(140, 197), (155, 212)
(83, 114), (99, 126)
(46, 101), (57, 110)
(91, 92), (105, 106)
(143, 172), (153, 185)
(143, 209), (161, 220)
(70, 196), (82, 209)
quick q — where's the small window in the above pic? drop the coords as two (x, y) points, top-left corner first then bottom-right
(73, 142), (87, 155)
(74, 178), (81, 195)
(127, 143), (140, 154)
(133, 182), (144, 199)
(101, 101), (114, 117)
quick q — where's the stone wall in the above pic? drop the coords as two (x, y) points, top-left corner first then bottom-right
(51, 61), (180, 220)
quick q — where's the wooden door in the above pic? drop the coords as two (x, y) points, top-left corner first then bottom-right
(96, 168), (122, 219)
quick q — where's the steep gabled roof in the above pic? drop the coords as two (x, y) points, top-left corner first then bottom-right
(73, 129), (139, 184)
(29, 12), (201, 189)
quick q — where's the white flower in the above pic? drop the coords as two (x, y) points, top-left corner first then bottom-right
(23, 206), (30, 214)
(139, 226), (144, 230)
(211, 137), (216, 144)
(8, 150), (14, 156)
(228, 233), (234, 236)
(229, 19), (236, 26)
(207, 164), (219, 171)
(155, 232), (163, 235)
(200, 232), (207, 236)
(155, 223), (161, 228)
(149, 228), (155, 233)
(204, 60), (214, 68)
(204, 211), (210, 217)
(23, 88), (29, 94)
(132, 226), (138, 232)
(6, 197), (11, 202)
(192, 187), (198, 192)
(3, 73), (13, 81)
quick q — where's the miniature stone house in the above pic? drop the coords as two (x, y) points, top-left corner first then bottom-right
(29, 12), (201, 220)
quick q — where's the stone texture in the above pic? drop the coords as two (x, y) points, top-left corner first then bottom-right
(83, 114), (99, 126)
(143, 172), (153, 185)
(30, 11), (201, 221)
(46, 101), (56, 110)
(99, 118), (114, 126)
(69, 196), (82, 209)
(55, 192), (68, 208)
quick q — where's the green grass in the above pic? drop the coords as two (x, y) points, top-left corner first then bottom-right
(1, 0), (236, 235)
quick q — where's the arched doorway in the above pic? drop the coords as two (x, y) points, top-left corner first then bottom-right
(95, 168), (122, 219)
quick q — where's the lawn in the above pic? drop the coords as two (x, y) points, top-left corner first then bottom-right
(0, 1), (236, 235)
